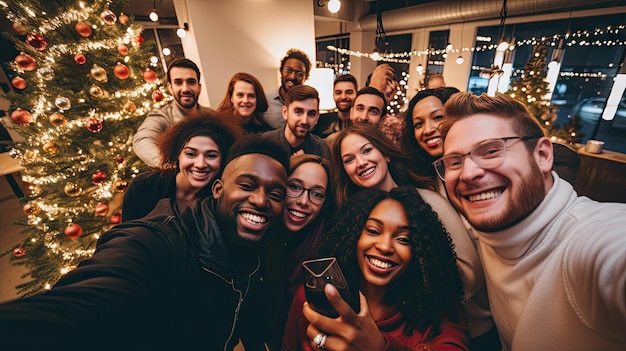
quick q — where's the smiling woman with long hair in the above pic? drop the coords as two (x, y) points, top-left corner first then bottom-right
(282, 186), (469, 350)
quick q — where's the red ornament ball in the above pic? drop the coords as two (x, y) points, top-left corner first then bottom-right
(64, 223), (83, 240)
(74, 53), (86, 65)
(15, 54), (36, 71)
(75, 21), (92, 37)
(134, 35), (144, 44)
(11, 76), (26, 90)
(113, 63), (130, 80)
(151, 90), (164, 102)
(110, 213), (121, 224)
(94, 203), (109, 216)
(100, 9), (117, 24)
(12, 22), (26, 35)
(143, 68), (157, 83)
(117, 45), (128, 56)
(13, 247), (26, 258)
(11, 109), (32, 125)
(26, 33), (47, 51)
(91, 170), (107, 185)
(85, 117), (103, 133)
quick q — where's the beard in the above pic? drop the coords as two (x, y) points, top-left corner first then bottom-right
(174, 93), (197, 109)
(214, 198), (264, 249)
(470, 159), (545, 232)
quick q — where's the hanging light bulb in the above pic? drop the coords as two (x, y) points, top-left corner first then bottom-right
(456, 55), (464, 64)
(445, 42), (453, 52)
(416, 64), (424, 75)
(149, 0), (158, 22)
(328, 0), (341, 13)
(149, 9), (159, 22)
(176, 23), (188, 39)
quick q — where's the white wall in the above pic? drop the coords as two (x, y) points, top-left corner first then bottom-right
(174, 0), (317, 108)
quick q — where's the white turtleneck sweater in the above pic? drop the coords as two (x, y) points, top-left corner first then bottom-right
(477, 172), (626, 350)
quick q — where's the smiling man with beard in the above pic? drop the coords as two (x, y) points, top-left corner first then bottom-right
(133, 58), (211, 168)
(0, 134), (290, 351)
(436, 92), (626, 351)
(264, 48), (312, 129)
(262, 85), (329, 159)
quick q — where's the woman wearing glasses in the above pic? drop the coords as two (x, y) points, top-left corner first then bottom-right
(282, 186), (469, 351)
(329, 123), (494, 348)
(265, 154), (335, 350)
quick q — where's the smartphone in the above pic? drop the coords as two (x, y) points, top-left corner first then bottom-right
(302, 257), (359, 318)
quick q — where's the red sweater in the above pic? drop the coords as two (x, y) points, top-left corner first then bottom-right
(281, 286), (470, 351)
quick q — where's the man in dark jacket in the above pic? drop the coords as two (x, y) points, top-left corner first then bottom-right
(0, 134), (290, 351)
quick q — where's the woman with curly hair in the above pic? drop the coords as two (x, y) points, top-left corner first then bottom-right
(265, 154), (335, 350)
(217, 72), (273, 134)
(329, 123), (495, 349)
(282, 186), (469, 350)
(122, 111), (244, 221)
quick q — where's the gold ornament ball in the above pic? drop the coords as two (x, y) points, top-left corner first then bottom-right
(90, 64), (108, 82)
(122, 101), (137, 114)
(54, 96), (71, 110)
(49, 112), (67, 126)
(119, 13), (129, 25)
(64, 182), (83, 197)
(12, 21), (26, 35)
(22, 202), (41, 216)
(89, 84), (104, 98)
(113, 179), (128, 192)
(43, 141), (59, 154)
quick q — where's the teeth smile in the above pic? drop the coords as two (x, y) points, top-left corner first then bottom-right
(191, 171), (209, 177)
(368, 257), (394, 269)
(468, 190), (502, 202)
(359, 167), (375, 177)
(241, 212), (267, 224)
(425, 137), (441, 146)
(288, 209), (307, 218)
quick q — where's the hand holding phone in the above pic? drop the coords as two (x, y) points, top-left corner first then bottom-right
(302, 257), (358, 318)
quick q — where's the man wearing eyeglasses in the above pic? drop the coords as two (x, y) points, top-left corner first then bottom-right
(264, 48), (312, 129)
(436, 92), (626, 351)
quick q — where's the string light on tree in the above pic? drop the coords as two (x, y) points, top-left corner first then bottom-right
(0, 0), (170, 297)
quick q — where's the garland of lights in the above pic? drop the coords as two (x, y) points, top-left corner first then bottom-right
(327, 24), (626, 62)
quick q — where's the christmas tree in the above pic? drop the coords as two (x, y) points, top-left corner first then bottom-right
(1, 0), (170, 296)
(505, 44), (583, 144)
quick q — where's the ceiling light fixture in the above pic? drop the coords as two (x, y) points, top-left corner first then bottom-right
(317, 0), (341, 14)
(149, 0), (159, 22)
(176, 23), (189, 39)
